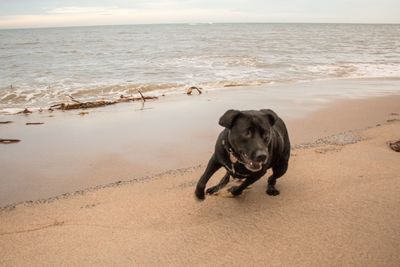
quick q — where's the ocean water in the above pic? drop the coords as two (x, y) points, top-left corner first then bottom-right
(0, 23), (399, 113)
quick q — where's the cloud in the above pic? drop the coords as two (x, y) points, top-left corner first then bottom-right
(0, 2), (399, 29)
(47, 6), (120, 15)
(0, 6), (261, 28)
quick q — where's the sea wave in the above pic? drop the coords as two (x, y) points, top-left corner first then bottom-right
(1, 24), (400, 113)
(1, 72), (399, 114)
(0, 82), (186, 113)
(307, 63), (400, 79)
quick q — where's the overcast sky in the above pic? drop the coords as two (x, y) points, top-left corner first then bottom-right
(0, 0), (399, 29)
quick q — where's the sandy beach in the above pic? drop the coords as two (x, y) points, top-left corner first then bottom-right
(0, 83), (399, 266)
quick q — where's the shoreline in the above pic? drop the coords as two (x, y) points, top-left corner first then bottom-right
(1, 76), (400, 115)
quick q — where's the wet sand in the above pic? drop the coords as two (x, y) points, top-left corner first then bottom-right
(0, 83), (400, 265)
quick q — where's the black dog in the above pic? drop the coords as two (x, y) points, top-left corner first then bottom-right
(195, 109), (290, 200)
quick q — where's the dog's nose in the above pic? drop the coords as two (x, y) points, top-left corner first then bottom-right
(255, 151), (267, 162)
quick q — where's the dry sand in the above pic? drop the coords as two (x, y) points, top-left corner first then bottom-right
(1, 95), (400, 266)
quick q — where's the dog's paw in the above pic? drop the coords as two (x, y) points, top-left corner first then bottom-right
(228, 186), (242, 196)
(206, 186), (220, 195)
(266, 186), (280, 196)
(195, 187), (205, 201)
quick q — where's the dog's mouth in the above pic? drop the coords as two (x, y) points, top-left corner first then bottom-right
(245, 161), (263, 172)
(241, 153), (264, 172)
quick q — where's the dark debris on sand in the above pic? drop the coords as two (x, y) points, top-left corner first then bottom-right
(389, 140), (400, 152)
(0, 139), (20, 144)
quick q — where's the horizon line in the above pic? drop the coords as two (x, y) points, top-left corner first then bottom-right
(1, 21), (399, 31)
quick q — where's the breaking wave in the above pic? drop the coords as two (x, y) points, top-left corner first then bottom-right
(1, 23), (400, 113)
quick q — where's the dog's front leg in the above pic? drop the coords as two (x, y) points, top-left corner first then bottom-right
(195, 154), (221, 200)
(228, 176), (260, 196)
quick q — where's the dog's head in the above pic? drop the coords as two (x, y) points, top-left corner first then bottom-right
(219, 109), (277, 172)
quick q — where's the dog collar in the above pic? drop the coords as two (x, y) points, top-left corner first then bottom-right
(222, 139), (238, 175)
(222, 139), (239, 163)
(221, 139), (252, 177)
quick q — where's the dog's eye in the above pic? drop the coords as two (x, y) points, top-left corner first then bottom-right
(242, 129), (252, 138)
(263, 133), (270, 142)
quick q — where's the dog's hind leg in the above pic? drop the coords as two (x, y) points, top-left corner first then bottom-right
(206, 172), (230, 195)
(266, 159), (288, 196)
(195, 154), (222, 200)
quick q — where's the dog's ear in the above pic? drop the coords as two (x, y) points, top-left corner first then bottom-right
(219, 109), (241, 129)
(260, 109), (277, 126)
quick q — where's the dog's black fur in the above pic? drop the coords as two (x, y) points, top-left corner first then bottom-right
(195, 109), (290, 200)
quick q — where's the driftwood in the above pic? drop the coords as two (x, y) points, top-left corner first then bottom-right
(11, 92), (158, 115)
(49, 93), (158, 111)
(17, 108), (32, 114)
(0, 139), (20, 144)
(68, 95), (82, 103)
(0, 121), (13, 124)
(186, 86), (203, 95)
(389, 140), (400, 152)
(138, 90), (147, 102)
(26, 122), (44, 125)
(50, 100), (116, 110)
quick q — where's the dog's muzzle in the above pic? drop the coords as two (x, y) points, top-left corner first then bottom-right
(241, 151), (268, 172)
